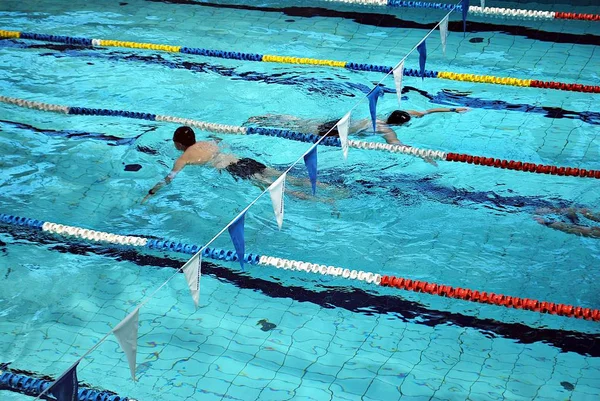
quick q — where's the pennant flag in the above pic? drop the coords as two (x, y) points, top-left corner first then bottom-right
(336, 112), (351, 159)
(228, 213), (246, 270)
(439, 16), (449, 56)
(462, 0), (470, 36)
(392, 61), (404, 106)
(113, 307), (140, 381)
(303, 146), (318, 195)
(417, 40), (427, 80)
(268, 173), (286, 230)
(50, 362), (79, 401)
(183, 253), (201, 307)
(480, 0), (484, 10)
(367, 86), (384, 132)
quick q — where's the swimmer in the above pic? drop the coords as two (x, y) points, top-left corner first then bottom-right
(246, 107), (469, 146)
(534, 207), (600, 239)
(142, 126), (327, 203)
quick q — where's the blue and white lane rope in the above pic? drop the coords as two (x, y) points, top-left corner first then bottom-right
(0, 214), (383, 285)
(4, 212), (600, 322)
(0, 369), (134, 401)
(0, 95), (447, 161)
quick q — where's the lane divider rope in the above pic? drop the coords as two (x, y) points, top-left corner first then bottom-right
(1, 213), (599, 322)
(1, 95), (598, 180)
(326, 1), (600, 21)
(0, 369), (133, 401)
(1, 30), (599, 94)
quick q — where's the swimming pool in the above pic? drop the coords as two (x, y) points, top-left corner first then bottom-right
(1, 0), (599, 399)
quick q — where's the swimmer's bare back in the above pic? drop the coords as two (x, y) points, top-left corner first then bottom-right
(181, 141), (221, 165)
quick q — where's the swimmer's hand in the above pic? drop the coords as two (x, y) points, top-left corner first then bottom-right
(455, 107), (470, 113)
(422, 156), (438, 167)
(534, 216), (551, 226)
(141, 188), (158, 204)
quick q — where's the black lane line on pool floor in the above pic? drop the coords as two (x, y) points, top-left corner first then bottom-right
(2, 39), (599, 127)
(0, 119), (140, 146)
(147, 0), (600, 46)
(2, 225), (599, 357)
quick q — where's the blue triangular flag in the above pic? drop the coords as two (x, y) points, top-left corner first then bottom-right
(417, 40), (427, 80)
(462, 0), (470, 36)
(50, 362), (79, 401)
(228, 213), (246, 270)
(303, 146), (318, 195)
(367, 86), (384, 132)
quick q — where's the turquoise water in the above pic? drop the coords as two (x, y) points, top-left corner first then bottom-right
(1, 0), (600, 400)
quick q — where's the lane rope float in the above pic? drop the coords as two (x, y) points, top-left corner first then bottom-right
(1, 213), (599, 322)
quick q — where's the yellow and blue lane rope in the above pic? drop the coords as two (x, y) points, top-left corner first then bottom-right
(1, 29), (599, 94)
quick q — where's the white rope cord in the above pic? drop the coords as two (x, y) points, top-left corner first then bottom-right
(348, 139), (447, 160)
(155, 115), (247, 135)
(327, 0), (388, 6)
(258, 255), (382, 285)
(0, 95), (69, 114)
(41, 222), (148, 247)
(469, 6), (555, 20)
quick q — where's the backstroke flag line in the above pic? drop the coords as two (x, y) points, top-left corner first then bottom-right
(303, 147), (318, 195)
(112, 307), (140, 381)
(367, 86), (384, 132)
(392, 61), (404, 106)
(49, 362), (79, 401)
(336, 112), (351, 159)
(417, 40), (427, 80)
(228, 213), (246, 270)
(268, 173), (286, 230)
(183, 253), (201, 308)
(440, 15), (449, 56)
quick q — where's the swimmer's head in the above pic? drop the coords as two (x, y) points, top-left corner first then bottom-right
(173, 126), (196, 150)
(386, 110), (412, 125)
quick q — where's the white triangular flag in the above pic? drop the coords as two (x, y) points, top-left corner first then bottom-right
(113, 307), (140, 382)
(440, 15), (449, 56)
(392, 61), (405, 107)
(336, 112), (351, 159)
(268, 173), (286, 230)
(183, 253), (201, 308)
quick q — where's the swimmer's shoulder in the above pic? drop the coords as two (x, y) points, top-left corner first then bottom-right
(183, 141), (220, 164)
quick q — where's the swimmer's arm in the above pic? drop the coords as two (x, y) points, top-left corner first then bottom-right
(410, 108), (469, 117)
(141, 157), (186, 203)
(376, 121), (403, 145)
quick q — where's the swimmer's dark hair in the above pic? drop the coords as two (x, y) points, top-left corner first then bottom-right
(173, 126), (196, 147)
(387, 110), (411, 125)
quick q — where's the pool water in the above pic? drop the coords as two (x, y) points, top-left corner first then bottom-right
(1, 0), (599, 400)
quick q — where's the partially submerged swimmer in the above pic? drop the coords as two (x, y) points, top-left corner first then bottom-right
(534, 207), (600, 239)
(247, 107), (469, 146)
(142, 126), (331, 203)
(142, 126), (282, 203)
